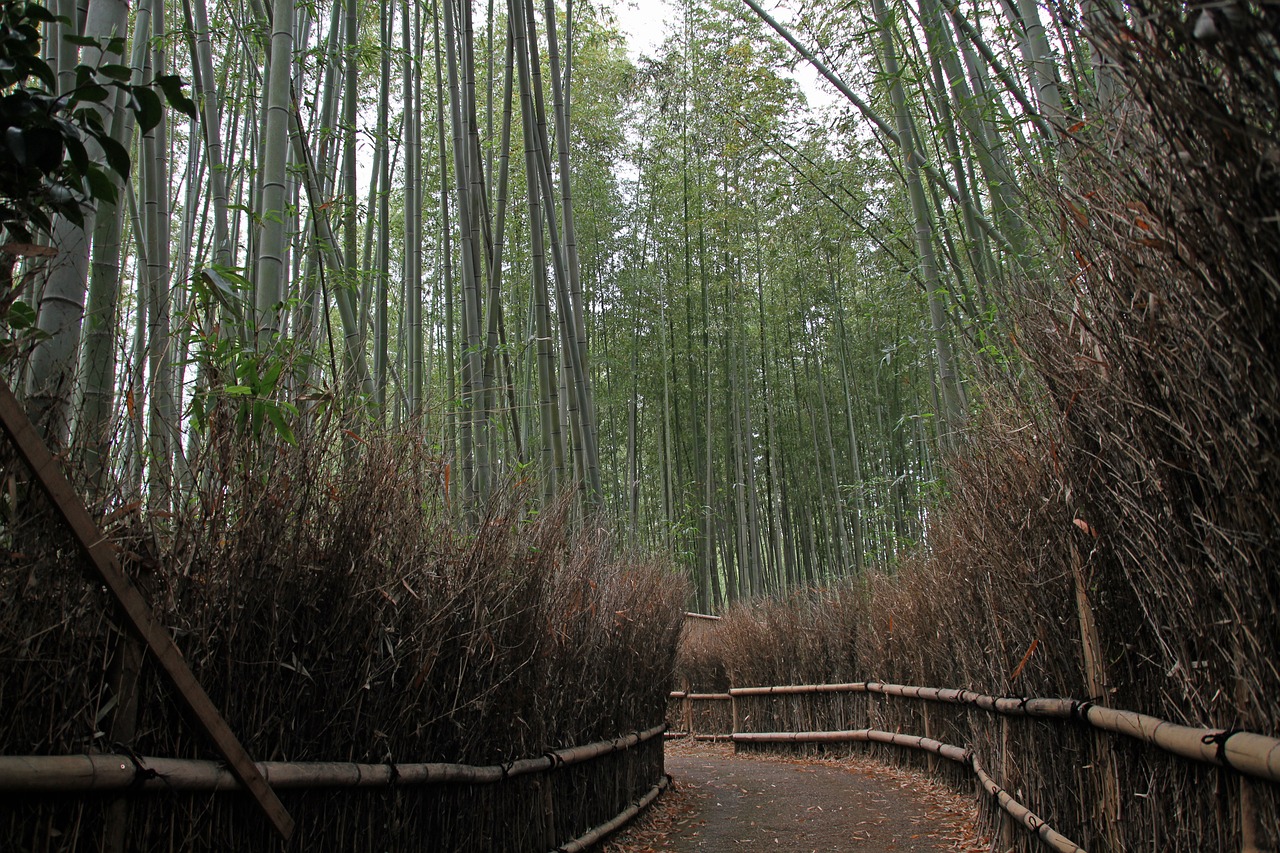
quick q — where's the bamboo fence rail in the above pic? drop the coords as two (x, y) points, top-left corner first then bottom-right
(725, 682), (1280, 783)
(0, 725), (666, 794)
(554, 774), (670, 853)
(670, 680), (1280, 851)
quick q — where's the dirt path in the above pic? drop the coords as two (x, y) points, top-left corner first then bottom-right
(603, 741), (987, 853)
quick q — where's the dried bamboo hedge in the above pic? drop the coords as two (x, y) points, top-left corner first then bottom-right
(0, 422), (686, 851)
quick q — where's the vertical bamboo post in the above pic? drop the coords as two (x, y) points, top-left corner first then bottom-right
(923, 703), (937, 774)
(1070, 535), (1122, 852)
(731, 694), (740, 753)
(1235, 644), (1265, 853)
(1239, 776), (1264, 853)
(681, 677), (692, 736)
(541, 776), (557, 850)
(998, 715), (1014, 852)
(103, 630), (144, 853)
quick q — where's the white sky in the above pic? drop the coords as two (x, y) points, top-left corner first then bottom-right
(610, 0), (678, 60)
(607, 0), (841, 113)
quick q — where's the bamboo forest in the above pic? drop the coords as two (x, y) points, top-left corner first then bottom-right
(1, 0), (1277, 850)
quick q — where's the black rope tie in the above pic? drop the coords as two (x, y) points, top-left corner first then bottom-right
(1070, 699), (1095, 722)
(544, 751), (564, 770)
(1202, 729), (1239, 769)
(118, 745), (159, 789)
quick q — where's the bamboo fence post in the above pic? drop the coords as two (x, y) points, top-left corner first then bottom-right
(1070, 535), (1121, 851)
(998, 715), (1014, 852)
(1235, 645), (1265, 853)
(103, 631), (143, 853)
(922, 703), (937, 775)
(540, 776), (557, 850)
(681, 677), (692, 735)
(731, 693), (740, 752)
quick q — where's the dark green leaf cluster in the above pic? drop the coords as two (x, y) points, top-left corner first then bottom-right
(0, 0), (196, 243)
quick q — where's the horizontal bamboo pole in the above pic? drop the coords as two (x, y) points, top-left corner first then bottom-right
(0, 725), (666, 794)
(729, 681), (1280, 783)
(553, 774), (670, 853)
(734, 729), (967, 763)
(734, 729), (1084, 853)
(731, 683), (870, 696)
(969, 753), (1085, 853)
(667, 691), (731, 701)
(683, 611), (721, 621)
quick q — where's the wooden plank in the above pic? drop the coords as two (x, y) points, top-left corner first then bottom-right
(0, 379), (294, 840)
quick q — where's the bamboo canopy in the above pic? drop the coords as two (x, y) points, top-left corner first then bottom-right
(734, 729), (1084, 853)
(728, 681), (1280, 783)
(0, 725), (665, 794)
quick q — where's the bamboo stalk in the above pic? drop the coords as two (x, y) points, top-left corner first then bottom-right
(728, 682), (1280, 782)
(734, 730), (1083, 853)
(0, 725), (666, 793)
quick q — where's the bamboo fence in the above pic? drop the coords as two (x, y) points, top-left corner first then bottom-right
(0, 725), (665, 793)
(727, 682), (1280, 783)
(0, 725), (667, 852)
(670, 680), (1280, 852)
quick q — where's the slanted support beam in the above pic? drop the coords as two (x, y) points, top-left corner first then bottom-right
(0, 377), (295, 841)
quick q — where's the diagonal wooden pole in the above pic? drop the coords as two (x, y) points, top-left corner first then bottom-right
(0, 378), (294, 841)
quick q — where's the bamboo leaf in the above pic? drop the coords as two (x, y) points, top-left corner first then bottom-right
(154, 74), (198, 120)
(265, 403), (297, 446)
(97, 134), (130, 179)
(129, 86), (162, 134)
(98, 63), (132, 82)
(84, 164), (117, 205)
(7, 300), (36, 329)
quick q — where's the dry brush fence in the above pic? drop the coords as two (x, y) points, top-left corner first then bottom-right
(0, 725), (667, 852)
(0, 419), (686, 851)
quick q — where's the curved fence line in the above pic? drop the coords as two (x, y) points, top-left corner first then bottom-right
(718, 681), (1280, 783)
(0, 724), (666, 794)
(735, 730), (1084, 853)
(554, 774), (670, 853)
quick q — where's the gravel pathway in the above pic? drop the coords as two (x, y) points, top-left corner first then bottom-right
(602, 741), (988, 853)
